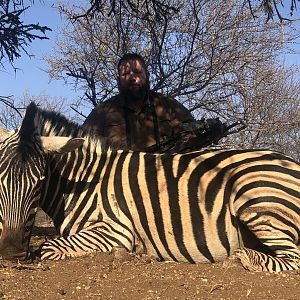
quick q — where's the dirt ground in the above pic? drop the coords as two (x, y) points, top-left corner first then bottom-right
(1, 211), (300, 300)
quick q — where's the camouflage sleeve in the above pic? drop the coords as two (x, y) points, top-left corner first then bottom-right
(163, 96), (196, 139)
(83, 105), (106, 136)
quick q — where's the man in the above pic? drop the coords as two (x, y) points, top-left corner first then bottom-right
(83, 53), (198, 152)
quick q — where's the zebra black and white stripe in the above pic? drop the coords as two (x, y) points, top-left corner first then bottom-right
(0, 102), (299, 272)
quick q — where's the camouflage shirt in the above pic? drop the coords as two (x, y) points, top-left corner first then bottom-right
(83, 91), (195, 152)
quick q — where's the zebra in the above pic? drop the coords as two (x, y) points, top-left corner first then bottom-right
(0, 102), (300, 272)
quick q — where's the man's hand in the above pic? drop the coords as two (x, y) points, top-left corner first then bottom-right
(204, 118), (227, 143)
(147, 118), (228, 154)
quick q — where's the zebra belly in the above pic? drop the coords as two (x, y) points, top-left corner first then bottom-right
(136, 222), (241, 263)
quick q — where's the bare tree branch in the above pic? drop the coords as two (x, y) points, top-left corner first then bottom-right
(78, 0), (299, 24)
(74, 0), (179, 23)
(247, 0), (298, 22)
(0, 95), (22, 117)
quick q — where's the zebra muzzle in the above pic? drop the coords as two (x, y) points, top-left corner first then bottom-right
(0, 226), (29, 261)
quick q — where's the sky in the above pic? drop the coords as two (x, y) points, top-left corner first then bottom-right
(1, 1), (300, 107)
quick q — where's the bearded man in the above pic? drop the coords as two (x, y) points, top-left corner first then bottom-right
(83, 53), (196, 152)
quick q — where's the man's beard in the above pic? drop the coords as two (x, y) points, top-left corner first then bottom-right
(119, 81), (150, 102)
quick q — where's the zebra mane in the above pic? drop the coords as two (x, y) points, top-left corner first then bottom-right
(21, 102), (124, 152)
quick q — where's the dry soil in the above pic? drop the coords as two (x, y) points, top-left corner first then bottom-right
(0, 210), (300, 300)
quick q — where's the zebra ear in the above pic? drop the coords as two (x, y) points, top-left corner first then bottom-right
(0, 127), (13, 143)
(40, 136), (85, 154)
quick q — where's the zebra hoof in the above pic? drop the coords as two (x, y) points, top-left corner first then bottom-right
(111, 246), (132, 265)
(234, 248), (262, 272)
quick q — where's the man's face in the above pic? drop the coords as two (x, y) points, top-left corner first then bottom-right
(118, 59), (149, 99)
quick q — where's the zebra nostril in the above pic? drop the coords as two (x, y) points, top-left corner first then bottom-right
(0, 224), (30, 261)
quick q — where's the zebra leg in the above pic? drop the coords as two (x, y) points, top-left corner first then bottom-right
(235, 248), (300, 272)
(236, 206), (300, 272)
(40, 223), (135, 260)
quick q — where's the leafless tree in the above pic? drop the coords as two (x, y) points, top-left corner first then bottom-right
(46, 1), (298, 110)
(224, 63), (300, 159)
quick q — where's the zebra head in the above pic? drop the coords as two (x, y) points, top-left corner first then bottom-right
(0, 103), (84, 261)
